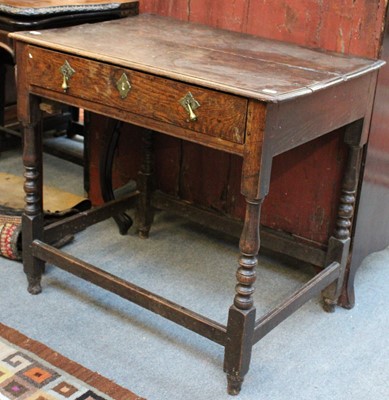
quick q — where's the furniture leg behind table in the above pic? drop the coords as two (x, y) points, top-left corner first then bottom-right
(99, 119), (133, 235)
(322, 120), (365, 312)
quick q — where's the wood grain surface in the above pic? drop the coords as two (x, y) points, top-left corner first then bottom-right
(10, 14), (382, 103)
(26, 45), (247, 144)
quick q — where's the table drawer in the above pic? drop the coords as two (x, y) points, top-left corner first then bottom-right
(26, 46), (247, 144)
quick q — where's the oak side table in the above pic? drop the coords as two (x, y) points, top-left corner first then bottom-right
(10, 14), (384, 395)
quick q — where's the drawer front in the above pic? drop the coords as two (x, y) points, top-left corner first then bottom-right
(26, 46), (247, 144)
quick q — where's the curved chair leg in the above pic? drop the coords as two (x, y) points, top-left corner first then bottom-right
(99, 119), (133, 235)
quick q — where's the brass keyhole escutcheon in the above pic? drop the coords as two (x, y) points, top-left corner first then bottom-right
(179, 92), (200, 121)
(59, 60), (75, 93)
(116, 73), (132, 99)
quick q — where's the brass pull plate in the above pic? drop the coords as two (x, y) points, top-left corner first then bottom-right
(59, 60), (75, 92)
(179, 92), (200, 121)
(116, 73), (132, 99)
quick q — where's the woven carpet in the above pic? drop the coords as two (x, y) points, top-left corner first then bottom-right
(0, 323), (143, 400)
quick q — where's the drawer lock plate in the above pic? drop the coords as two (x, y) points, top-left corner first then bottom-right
(116, 73), (132, 99)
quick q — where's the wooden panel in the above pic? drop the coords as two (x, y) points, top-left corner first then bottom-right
(140, 1), (387, 57)
(179, 142), (231, 210)
(224, 131), (347, 245)
(189, 0), (249, 31)
(266, 73), (376, 156)
(244, 0), (387, 58)
(27, 45), (247, 144)
(154, 134), (181, 196)
(139, 0), (188, 20)
(261, 132), (347, 244)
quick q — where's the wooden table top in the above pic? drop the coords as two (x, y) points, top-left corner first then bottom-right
(10, 13), (384, 102)
(0, 0), (137, 15)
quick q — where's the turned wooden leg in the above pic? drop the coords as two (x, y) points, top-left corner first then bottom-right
(224, 199), (262, 395)
(99, 119), (133, 235)
(22, 114), (45, 295)
(322, 120), (363, 312)
(137, 129), (154, 239)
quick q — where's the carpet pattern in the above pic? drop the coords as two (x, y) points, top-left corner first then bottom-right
(0, 324), (143, 400)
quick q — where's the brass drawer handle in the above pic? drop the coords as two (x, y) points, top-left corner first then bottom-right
(179, 92), (200, 121)
(59, 60), (75, 92)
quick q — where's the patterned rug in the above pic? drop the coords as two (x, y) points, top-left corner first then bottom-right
(0, 323), (143, 400)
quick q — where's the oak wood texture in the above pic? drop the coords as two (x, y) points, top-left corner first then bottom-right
(12, 14), (383, 395)
(26, 46), (247, 145)
(11, 14), (382, 102)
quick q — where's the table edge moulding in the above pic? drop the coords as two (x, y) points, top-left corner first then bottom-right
(10, 14), (385, 395)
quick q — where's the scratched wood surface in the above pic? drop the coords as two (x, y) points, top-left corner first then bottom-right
(12, 14), (380, 103)
(88, 0), (388, 245)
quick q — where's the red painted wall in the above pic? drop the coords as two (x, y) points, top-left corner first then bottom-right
(140, 0), (387, 58)
(88, 0), (388, 245)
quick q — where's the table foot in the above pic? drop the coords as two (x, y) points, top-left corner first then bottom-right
(27, 274), (42, 295)
(338, 285), (356, 309)
(114, 213), (133, 235)
(339, 300), (354, 310)
(224, 198), (261, 396)
(322, 298), (336, 313)
(227, 374), (243, 395)
(138, 228), (150, 239)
